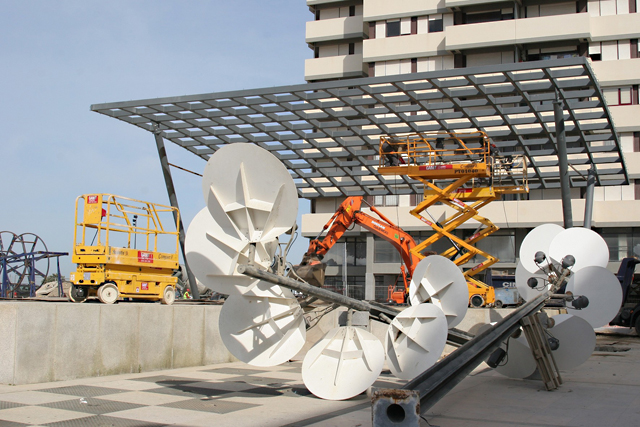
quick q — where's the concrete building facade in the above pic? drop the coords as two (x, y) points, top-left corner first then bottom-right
(302, 0), (640, 302)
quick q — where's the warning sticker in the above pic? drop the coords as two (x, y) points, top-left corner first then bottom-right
(138, 251), (153, 264)
(141, 282), (149, 291)
(87, 195), (99, 204)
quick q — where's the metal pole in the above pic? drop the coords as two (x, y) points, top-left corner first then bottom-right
(237, 263), (474, 347)
(583, 164), (596, 229)
(153, 129), (200, 299)
(553, 92), (573, 228)
(404, 292), (549, 413)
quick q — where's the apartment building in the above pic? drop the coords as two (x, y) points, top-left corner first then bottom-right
(303, 0), (640, 301)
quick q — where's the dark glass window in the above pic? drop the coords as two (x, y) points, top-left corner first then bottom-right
(349, 5), (355, 17)
(428, 19), (443, 33)
(386, 20), (401, 37)
(348, 42), (355, 55)
(374, 237), (402, 263)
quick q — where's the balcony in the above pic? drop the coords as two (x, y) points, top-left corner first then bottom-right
(590, 13), (640, 42)
(445, 14), (590, 51)
(363, 32), (446, 62)
(307, 0), (352, 6)
(306, 16), (367, 44)
(305, 54), (368, 81)
(363, 0), (441, 21)
(609, 105), (640, 133)
(591, 58), (640, 87)
(445, 0), (507, 7)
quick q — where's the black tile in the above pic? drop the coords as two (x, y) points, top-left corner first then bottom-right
(0, 418), (29, 427)
(130, 375), (201, 385)
(145, 385), (233, 398)
(199, 367), (268, 375)
(39, 386), (129, 398)
(0, 401), (27, 410)
(161, 397), (258, 414)
(46, 414), (167, 427)
(41, 397), (144, 415)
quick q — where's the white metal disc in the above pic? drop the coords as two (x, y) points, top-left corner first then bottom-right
(519, 224), (564, 273)
(219, 294), (306, 367)
(385, 303), (448, 380)
(201, 144), (298, 243)
(493, 335), (537, 379)
(185, 207), (289, 297)
(548, 227), (609, 272)
(566, 266), (622, 328)
(409, 256), (468, 328)
(548, 314), (595, 371)
(515, 262), (551, 302)
(302, 326), (385, 401)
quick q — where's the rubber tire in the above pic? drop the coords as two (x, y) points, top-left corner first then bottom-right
(98, 283), (119, 304)
(635, 315), (640, 337)
(470, 295), (485, 308)
(494, 300), (504, 308)
(162, 286), (176, 305)
(68, 285), (87, 303)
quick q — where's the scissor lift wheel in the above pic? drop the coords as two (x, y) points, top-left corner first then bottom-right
(98, 283), (119, 304)
(162, 286), (175, 305)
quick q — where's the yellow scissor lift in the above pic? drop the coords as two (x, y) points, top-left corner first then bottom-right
(69, 194), (180, 305)
(378, 131), (528, 307)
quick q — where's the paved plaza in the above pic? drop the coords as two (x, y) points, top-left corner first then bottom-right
(0, 332), (637, 427)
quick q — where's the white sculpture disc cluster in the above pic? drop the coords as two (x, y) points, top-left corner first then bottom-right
(186, 144), (305, 367)
(494, 223), (619, 378)
(186, 144), (473, 401)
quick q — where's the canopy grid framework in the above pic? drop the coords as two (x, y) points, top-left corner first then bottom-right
(92, 57), (627, 199)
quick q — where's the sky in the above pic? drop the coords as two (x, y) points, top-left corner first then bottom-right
(1, 1), (312, 278)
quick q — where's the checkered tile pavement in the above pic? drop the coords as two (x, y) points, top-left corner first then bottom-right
(0, 362), (402, 427)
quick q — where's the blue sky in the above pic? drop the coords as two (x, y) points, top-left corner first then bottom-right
(1, 1), (312, 277)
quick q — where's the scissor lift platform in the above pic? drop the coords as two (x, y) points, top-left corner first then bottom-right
(69, 194), (180, 304)
(378, 131), (528, 306)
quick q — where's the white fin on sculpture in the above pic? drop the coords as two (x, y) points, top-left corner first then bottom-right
(409, 255), (468, 328)
(219, 294), (306, 367)
(302, 326), (385, 401)
(385, 303), (448, 380)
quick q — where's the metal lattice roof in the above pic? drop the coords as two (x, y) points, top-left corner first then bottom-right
(92, 57), (627, 199)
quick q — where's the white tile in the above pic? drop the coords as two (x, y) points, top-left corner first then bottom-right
(0, 406), (91, 424)
(0, 391), (78, 405)
(109, 405), (216, 425)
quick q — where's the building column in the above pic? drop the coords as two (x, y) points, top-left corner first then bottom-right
(365, 233), (375, 300)
(153, 129), (200, 299)
(554, 93), (573, 229)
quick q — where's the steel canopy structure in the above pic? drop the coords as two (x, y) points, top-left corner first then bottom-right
(92, 57), (627, 199)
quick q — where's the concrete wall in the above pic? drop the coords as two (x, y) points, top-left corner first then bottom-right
(0, 302), (235, 386)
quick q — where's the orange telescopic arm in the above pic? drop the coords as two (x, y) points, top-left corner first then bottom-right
(305, 196), (421, 278)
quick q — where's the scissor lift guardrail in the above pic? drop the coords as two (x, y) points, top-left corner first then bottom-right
(378, 131), (528, 290)
(69, 194), (180, 304)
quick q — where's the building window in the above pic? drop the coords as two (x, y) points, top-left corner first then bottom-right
(323, 276), (365, 300)
(374, 194), (399, 206)
(321, 238), (365, 267)
(348, 42), (355, 55)
(597, 228), (640, 261)
(349, 5), (355, 17)
(471, 231), (516, 263)
(604, 87), (634, 106)
(428, 16), (444, 32)
(375, 275), (404, 302)
(386, 20), (401, 37)
(346, 237), (366, 266)
(374, 236), (402, 263)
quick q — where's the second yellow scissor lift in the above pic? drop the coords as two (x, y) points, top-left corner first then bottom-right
(69, 194), (180, 304)
(378, 131), (528, 307)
